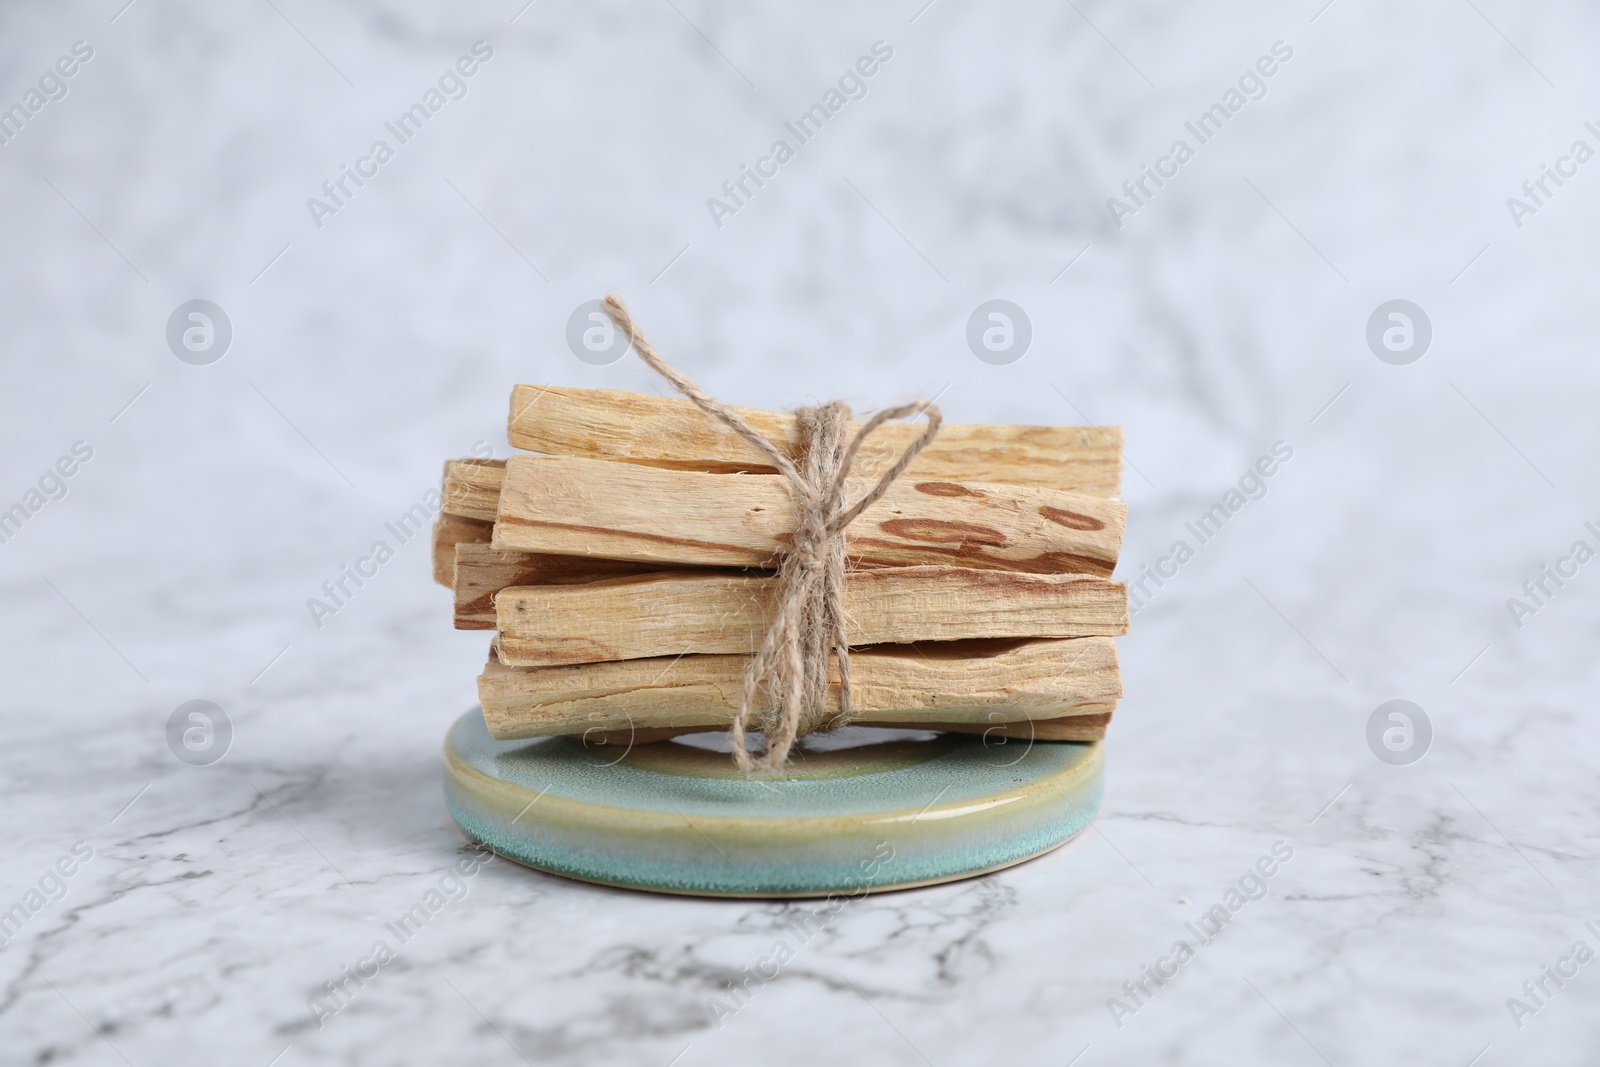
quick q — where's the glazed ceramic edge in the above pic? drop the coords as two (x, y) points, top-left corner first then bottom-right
(442, 713), (1105, 898)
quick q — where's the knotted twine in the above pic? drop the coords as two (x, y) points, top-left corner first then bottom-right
(599, 296), (942, 773)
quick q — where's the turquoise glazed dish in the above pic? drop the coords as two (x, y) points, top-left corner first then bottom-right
(443, 707), (1103, 898)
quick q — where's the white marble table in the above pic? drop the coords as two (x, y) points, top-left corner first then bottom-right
(2, 2), (1598, 1063)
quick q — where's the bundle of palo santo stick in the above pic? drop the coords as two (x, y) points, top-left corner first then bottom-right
(432, 385), (1128, 746)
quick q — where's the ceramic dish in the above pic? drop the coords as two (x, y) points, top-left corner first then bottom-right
(443, 707), (1103, 897)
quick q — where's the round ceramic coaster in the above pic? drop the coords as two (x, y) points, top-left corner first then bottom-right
(443, 707), (1103, 898)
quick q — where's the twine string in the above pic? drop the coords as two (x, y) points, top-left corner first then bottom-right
(599, 295), (942, 771)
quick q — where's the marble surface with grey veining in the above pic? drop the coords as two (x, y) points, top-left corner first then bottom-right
(3, 1), (1600, 1064)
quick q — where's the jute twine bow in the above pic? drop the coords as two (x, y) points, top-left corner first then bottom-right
(599, 296), (942, 773)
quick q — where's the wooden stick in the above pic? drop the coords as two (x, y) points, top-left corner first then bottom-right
(509, 386), (1123, 495)
(478, 637), (1121, 739)
(581, 708), (1114, 746)
(494, 566), (1128, 665)
(922, 710), (1112, 741)
(453, 543), (668, 630)
(431, 516), (492, 587)
(441, 458), (505, 523)
(493, 454), (1125, 574)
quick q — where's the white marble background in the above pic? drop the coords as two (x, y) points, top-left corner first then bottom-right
(2, 1), (1599, 1063)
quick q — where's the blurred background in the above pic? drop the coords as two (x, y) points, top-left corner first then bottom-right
(2, 1), (1598, 1063)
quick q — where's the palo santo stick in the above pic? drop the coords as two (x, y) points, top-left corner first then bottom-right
(495, 566), (1128, 666)
(583, 707), (1114, 746)
(453, 543), (666, 630)
(509, 386), (1122, 495)
(431, 516), (492, 587)
(478, 637), (1121, 740)
(493, 454), (1125, 575)
(921, 709), (1112, 742)
(441, 458), (505, 523)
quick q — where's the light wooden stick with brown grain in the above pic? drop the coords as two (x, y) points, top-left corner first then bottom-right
(440, 458), (506, 523)
(492, 454), (1125, 574)
(494, 565), (1128, 665)
(508, 386), (1123, 495)
(435, 457), (673, 607)
(582, 707), (1116, 746)
(452, 542), (669, 629)
(923, 709), (1114, 742)
(431, 515), (493, 587)
(477, 637), (1121, 739)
